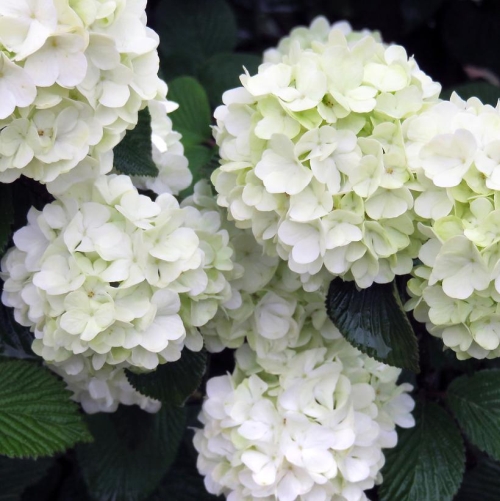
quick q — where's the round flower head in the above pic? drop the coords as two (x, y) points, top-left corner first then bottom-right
(194, 342), (414, 501)
(404, 93), (500, 359)
(49, 354), (160, 414)
(0, 0), (163, 183)
(131, 92), (193, 196)
(211, 17), (440, 289)
(1, 174), (238, 372)
(201, 255), (335, 369)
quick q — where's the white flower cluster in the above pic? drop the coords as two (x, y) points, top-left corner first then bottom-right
(132, 97), (193, 196)
(1, 174), (238, 381)
(202, 255), (334, 370)
(211, 17), (440, 289)
(195, 343), (414, 501)
(404, 93), (500, 359)
(50, 354), (160, 414)
(195, 194), (414, 499)
(0, 0), (163, 183)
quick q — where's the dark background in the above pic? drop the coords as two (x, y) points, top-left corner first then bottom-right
(146, 0), (500, 98)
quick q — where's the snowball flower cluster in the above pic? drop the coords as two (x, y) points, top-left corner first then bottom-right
(211, 17), (440, 289)
(1, 174), (237, 375)
(50, 354), (160, 414)
(194, 342), (414, 501)
(404, 93), (500, 359)
(0, 0), (163, 183)
(202, 253), (336, 372)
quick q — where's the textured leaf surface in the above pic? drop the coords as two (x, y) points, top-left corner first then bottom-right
(77, 405), (185, 501)
(0, 184), (13, 255)
(447, 369), (500, 460)
(0, 456), (53, 501)
(114, 108), (158, 177)
(157, 0), (237, 66)
(199, 52), (261, 107)
(326, 279), (419, 371)
(168, 77), (212, 146)
(127, 349), (207, 405)
(0, 360), (92, 458)
(380, 401), (465, 501)
(455, 456), (500, 501)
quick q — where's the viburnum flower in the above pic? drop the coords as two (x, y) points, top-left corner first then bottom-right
(194, 342), (414, 501)
(0, 0), (163, 183)
(49, 354), (160, 414)
(1, 174), (238, 372)
(211, 17), (440, 289)
(404, 93), (500, 359)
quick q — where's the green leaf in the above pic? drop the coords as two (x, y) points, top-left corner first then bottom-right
(0, 456), (53, 501)
(447, 369), (500, 460)
(148, 406), (220, 501)
(199, 52), (261, 107)
(326, 279), (419, 372)
(455, 456), (500, 501)
(126, 349), (207, 406)
(114, 108), (158, 177)
(168, 77), (212, 147)
(156, 0), (237, 68)
(77, 404), (185, 501)
(0, 360), (92, 458)
(380, 400), (465, 501)
(185, 146), (215, 181)
(147, 443), (220, 501)
(0, 184), (13, 255)
(441, 81), (500, 106)
(0, 302), (36, 359)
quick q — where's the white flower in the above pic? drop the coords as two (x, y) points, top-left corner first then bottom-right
(211, 17), (439, 289)
(49, 354), (161, 414)
(404, 94), (500, 360)
(0, 0), (164, 184)
(0, 53), (36, 119)
(194, 343), (414, 501)
(1, 174), (238, 372)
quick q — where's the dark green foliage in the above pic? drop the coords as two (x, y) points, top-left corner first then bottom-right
(114, 108), (158, 177)
(380, 401), (465, 501)
(157, 0), (238, 69)
(0, 360), (92, 458)
(198, 52), (261, 107)
(0, 184), (14, 255)
(455, 456), (500, 501)
(168, 77), (212, 147)
(126, 348), (207, 406)
(0, 456), (54, 501)
(77, 405), (185, 501)
(326, 279), (419, 372)
(447, 370), (500, 461)
(0, 303), (36, 360)
(441, 82), (500, 105)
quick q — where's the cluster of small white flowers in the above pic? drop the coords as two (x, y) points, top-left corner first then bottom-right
(49, 354), (160, 414)
(201, 254), (335, 371)
(194, 342), (414, 501)
(211, 17), (440, 289)
(1, 174), (237, 377)
(404, 93), (500, 359)
(132, 96), (193, 196)
(0, 0), (163, 183)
